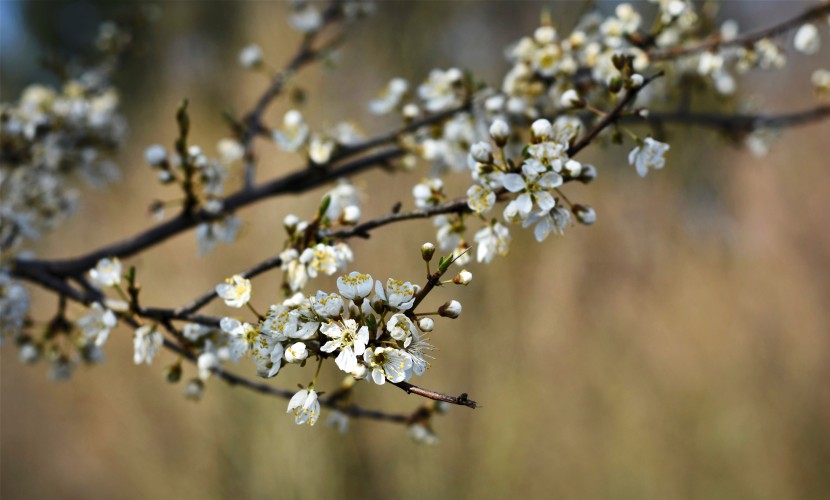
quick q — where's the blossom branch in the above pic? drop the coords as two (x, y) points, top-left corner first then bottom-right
(649, 3), (830, 60)
(241, 0), (347, 188)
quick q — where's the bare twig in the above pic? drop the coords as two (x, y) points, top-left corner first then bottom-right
(622, 105), (830, 134)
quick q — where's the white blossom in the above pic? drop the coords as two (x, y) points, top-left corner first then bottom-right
(364, 346), (412, 384)
(418, 68), (464, 112)
(387, 313), (417, 342)
(320, 319), (369, 374)
(375, 278), (418, 311)
(78, 303), (117, 347)
(628, 137), (670, 177)
(336, 272), (374, 300)
(466, 184), (496, 214)
(133, 325), (163, 365)
(312, 291), (344, 318)
(89, 257), (121, 288)
(284, 342), (308, 363)
(287, 388), (320, 425)
(794, 24), (820, 55)
(215, 275), (252, 308)
(273, 110), (309, 152)
(369, 77), (409, 114)
(238, 44), (263, 68)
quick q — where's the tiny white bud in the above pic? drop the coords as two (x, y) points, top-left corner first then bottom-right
(144, 145), (168, 167)
(531, 118), (553, 140)
(402, 103), (420, 119)
(284, 214), (300, 227)
(470, 141), (493, 164)
(629, 73), (645, 88)
(579, 164), (598, 184)
(560, 89), (581, 108)
(418, 317), (434, 332)
(183, 379), (205, 401)
(238, 44), (263, 68)
(453, 270), (472, 285)
(342, 205), (361, 224)
(489, 119), (510, 145)
(573, 204), (596, 225)
(438, 300), (462, 318)
(421, 242), (436, 261)
(187, 145), (202, 158)
(563, 159), (582, 177)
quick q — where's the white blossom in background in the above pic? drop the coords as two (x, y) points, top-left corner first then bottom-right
(523, 206), (572, 242)
(413, 178), (444, 209)
(195, 216), (241, 256)
(89, 258), (122, 288)
(369, 77), (409, 114)
(217, 138), (245, 164)
(287, 388), (320, 426)
(280, 248), (310, 292)
(77, 303), (117, 347)
(273, 110), (309, 152)
(474, 222), (511, 263)
(794, 24), (820, 55)
(326, 410), (350, 433)
(418, 67), (464, 112)
(812, 69), (830, 96)
(238, 44), (263, 68)
(408, 423), (439, 445)
(628, 137), (670, 177)
(215, 275), (252, 308)
(289, 1), (323, 33)
(0, 272), (30, 338)
(133, 325), (163, 365)
(309, 134), (337, 164)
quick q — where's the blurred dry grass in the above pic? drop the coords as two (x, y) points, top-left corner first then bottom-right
(3, 2), (830, 499)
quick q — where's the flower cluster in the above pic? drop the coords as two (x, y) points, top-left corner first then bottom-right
(0, 80), (126, 250)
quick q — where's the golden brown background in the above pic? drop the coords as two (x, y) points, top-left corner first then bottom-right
(2, 2), (829, 498)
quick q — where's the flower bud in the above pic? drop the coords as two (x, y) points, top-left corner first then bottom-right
(560, 89), (584, 108)
(608, 76), (623, 94)
(489, 119), (510, 146)
(563, 159), (582, 177)
(144, 145), (168, 168)
(342, 205), (361, 225)
(453, 270), (472, 285)
(421, 242), (436, 261)
(284, 214), (300, 229)
(165, 362), (182, 383)
(238, 44), (264, 69)
(438, 300), (462, 318)
(578, 164), (598, 184)
(18, 342), (40, 364)
(184, 379), (205, 401)
(402, 103), (420, 120)
(628, 73), (644, 88)
(530, 119), (553, 141)
(470, 141), (493, 164)
(573, 204), (596, 225)
(418, 317), (435, 332)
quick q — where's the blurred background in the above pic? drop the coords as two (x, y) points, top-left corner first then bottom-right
(2, 1), (830, 498)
